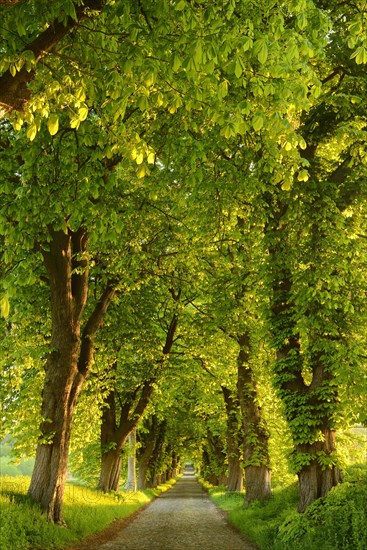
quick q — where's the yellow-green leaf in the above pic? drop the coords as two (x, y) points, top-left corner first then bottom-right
(27, 123), (37, 141)
(137, 165), (146, 178)
(47, 114), (59, 136)
(78, 105), (88, 121)
(356, 46), (367, 64)
(298, 169), (309, 181)
(145, 73), (155, 87)
(281, 181), (292, 191)
(147, 152), (155, 164)
(136, 152), (144, 165)
(0, 295), (10, 318)
(70, 117), (80, 129)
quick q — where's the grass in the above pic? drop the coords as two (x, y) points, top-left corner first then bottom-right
(0, 475), (176, 550)
(205, 481), (299, 549)
(204, 464), (367, 550)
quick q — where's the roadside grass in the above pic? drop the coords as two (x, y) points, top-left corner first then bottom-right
(0, 475), (176, 550)
(204, 464), (367, 550)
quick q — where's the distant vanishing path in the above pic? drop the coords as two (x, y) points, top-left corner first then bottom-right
(91, 470), (257, 550)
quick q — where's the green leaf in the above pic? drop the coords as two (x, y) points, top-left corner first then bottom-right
(252, 114), (263, 132)
(258, 41), (268, 64)
(194, 40), (203, 67)
(243, 37), (253, 52)
(234, 58), (242, 78)
(175, 0), (186, 10)
(297, 12), (307, 30)
(47, 114), (59, 136)
(254, 38), (268, 65)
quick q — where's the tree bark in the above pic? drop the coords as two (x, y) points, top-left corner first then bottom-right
(28, 228), (115, 522)
(265, 189), (343, 512)
(126, 428), (137, 491)
(221, 386), (243, 492)
(137, 417), (159, 490)
(236, 333), (272, 503)
(97, 380), (154, 493)
(98, 449), (122, 493)
(297, 428), (342, 512)
(204, 432), (228, 485)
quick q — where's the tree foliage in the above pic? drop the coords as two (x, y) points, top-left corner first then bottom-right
(1, 0), (367, 524)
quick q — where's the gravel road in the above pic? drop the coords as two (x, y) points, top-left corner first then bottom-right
(94, 471), (257, 550)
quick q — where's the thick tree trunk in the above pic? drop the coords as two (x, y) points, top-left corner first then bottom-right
(98, 449), (123, 493)
(221, 386), (243, 492)
(227, 456), (243, 492)
(28, 228), (115, 523)
(126, 428), (137, 492)
(236, 333), (271, 503)
(244, 465), (272, 504)
(297, 429), (342, 512)
(28, 367), (84, 522)
(265, 193), (343, 512)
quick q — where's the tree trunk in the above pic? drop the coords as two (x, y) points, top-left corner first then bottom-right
(28, 366), (84, 522)
(98, 381), (154, 493)
(221, 386), (243, 492)
(28, 228), (115, 523)
(297, 429), (342, 512)
(236, 333), (271, 503)
(98, 449), (122, 493)
(126, 428), (137, 492)
(244, 466), (272, 504)
(205, 432), (228, 485)
(137, 417), (159, 490)
(265, 190), (344, 512)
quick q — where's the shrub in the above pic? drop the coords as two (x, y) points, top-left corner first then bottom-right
(274, 478), (367, 550)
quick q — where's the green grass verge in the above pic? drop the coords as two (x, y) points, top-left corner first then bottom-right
(0, 475), (176, 550)
(203, 464), (367, 550)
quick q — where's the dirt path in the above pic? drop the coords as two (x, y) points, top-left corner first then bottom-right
(72, 471), (257, 550)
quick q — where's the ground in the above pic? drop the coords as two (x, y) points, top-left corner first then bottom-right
(67, 471), (257, 550)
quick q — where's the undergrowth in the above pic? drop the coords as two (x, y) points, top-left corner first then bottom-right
(0, 476), (175, 550)
(205, 464), (367, 550)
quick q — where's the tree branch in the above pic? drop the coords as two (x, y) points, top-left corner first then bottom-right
(0, 0), (104, 115)
(78, 283), (116, 375)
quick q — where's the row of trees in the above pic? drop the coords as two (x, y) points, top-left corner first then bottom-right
(1, 0), (366, 524)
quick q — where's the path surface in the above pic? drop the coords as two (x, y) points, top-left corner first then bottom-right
(94, 470), (257, 550)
